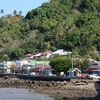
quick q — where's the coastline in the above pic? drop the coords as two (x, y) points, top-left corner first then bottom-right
(0, 78), (99, 100)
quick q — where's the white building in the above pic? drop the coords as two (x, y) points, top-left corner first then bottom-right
(52, 49), (72, 56)
(0, 61), (16, 73)
(15, 60), (30, 67)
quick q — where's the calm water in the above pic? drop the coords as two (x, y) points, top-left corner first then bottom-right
(0, 88), (53, 100)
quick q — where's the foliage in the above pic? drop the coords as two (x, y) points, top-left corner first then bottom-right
(9, 48), (25, 60)
(0, 0), (100, 60)
(49, 56), (71, 72)
(1, 54), (10, 61)
(72, 58), (90, 71)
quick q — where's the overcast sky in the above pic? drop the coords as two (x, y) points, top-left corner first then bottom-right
(0, 0), (48, 16)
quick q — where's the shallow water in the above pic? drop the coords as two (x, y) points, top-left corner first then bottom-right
(0, 88), (53, 100)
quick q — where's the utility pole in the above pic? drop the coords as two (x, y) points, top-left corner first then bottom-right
(71, 55), (74, 69)
(43, 56), (45, 69)
(35, 57), (37, 68)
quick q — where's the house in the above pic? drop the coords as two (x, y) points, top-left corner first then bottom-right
(0, 61), (16, 73)
(42, 50), (52, 58)
(68, 68), (81, 78)
(33, 50), (52, 59)
(90, 60), (100, 69)
(34, 53), (42, 58)
(15, 59), (30, 67)
(0, 63), (6, 73)
(32, 67), (56, 76)
(15, 59), (50, 74)
(25, 53), (34, 59)
(52, 49), (72, 56)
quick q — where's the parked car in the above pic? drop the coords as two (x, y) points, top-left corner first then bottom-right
(29, 72), (36, 76)
(87, 68), (100, 79)
(88, 74), (100, 79)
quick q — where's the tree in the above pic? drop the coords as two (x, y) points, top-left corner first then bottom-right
(13, 10), (17, 16)
(0, 0), (99, 60)
(80, 57), (91, 71)
(49, 56), (72, 73)
(1, 54), (10, 61)
(9, 48), (25, 60)
(18, 11), (22, 16)
(0, 9), (4, 14)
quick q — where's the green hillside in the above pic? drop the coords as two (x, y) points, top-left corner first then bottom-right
(0, 0), (100, 60)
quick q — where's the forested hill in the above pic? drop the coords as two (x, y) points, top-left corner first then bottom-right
(0, 0), (100, 60)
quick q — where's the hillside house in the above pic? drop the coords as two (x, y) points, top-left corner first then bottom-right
(0, 61), (16, 73)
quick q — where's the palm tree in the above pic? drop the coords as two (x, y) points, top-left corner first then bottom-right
(13, 10), (17, 16)
(18, 11), (22, 16)
(0, 9), (4, 14)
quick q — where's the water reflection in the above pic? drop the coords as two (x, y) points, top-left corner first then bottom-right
(0, 88), (53, 100)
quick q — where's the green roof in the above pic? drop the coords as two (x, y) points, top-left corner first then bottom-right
(28, 60), (49, 65)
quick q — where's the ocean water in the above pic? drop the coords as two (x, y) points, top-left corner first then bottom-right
(0, 88), (53, 100)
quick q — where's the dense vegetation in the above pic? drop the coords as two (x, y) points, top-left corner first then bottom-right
(0, 0), (100, 60)
(49, 55), (91, 73)
(49, 56), (72, 72)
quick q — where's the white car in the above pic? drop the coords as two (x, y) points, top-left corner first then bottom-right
(88, 74), (100, 79)
(29, 72), (36, 75)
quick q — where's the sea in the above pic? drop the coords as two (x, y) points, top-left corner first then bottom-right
(0, 88), (53, 100)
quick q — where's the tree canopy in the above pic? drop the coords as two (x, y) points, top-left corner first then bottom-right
(0, 0), (100, 60)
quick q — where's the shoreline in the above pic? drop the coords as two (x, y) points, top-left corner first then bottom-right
(0, 78), (100, 100)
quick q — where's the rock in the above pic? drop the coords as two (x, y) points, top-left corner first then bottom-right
(62, 97), (68, 100)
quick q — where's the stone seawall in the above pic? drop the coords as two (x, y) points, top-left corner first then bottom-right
(0, 78), (99, 100)
(0, 78), (71, 89)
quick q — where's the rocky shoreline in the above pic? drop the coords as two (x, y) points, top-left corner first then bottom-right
(0, 78), (100, 100)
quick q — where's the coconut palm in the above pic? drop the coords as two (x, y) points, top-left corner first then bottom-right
(13, 10), (17, 16)
(0, 9), (4, 14)
(18, 11), (22, 16)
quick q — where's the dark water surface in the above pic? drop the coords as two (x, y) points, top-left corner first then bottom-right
(0, 88), (53, 100)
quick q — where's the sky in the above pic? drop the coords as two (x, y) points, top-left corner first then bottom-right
(0, 0), (49, 16)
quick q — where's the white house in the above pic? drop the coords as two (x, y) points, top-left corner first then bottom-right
(52, 49), (72, 55)
(68, 68), (81, 78)
(15, 60), (30, 67)
(0, 61), (16, 73)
